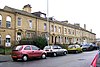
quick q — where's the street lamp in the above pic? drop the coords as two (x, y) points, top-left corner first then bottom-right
(47, 0), (50, 46)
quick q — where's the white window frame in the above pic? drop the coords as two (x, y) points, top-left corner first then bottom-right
(17, 17), (21, 26)
(58, 27), (61, 33)
(29, 20), (32, 29)
(64, 28), (67, 34)
(5, 35), (11, 47)
(17, 32), (21, 41)
(51, 25), (54, 32)
(26, 33), (31, 38)
(44, 23), (47, 31)
(68, 29), (71, 34)
(6, 16), (11, 28)
(0, 15), (2, 27)
(54, 26), (57, 32)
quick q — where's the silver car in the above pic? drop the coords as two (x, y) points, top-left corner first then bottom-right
(43, 45), (67, 56)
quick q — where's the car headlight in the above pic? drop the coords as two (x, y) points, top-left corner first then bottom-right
(44, 51), (47, 53)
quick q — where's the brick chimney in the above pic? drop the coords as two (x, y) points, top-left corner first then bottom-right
(23, 4), (32, 13)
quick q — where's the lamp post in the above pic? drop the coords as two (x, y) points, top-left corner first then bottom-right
(47, 0), (50, 46)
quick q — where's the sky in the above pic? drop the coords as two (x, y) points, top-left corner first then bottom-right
(0, 0), (100, 38)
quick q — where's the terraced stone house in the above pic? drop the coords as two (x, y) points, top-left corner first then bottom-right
(0, 4), (96, 47)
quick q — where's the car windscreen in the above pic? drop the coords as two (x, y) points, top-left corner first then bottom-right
(32, 46), (39, 50)
(82, 44), (90, 46)
(13, 45), (22, 51)
(44, 46), (51, 49)
(68, 45), (76, 48)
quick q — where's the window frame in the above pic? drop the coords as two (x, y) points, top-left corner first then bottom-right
(6, 16), (11, 28)
(51, 25), (54, 32)
(54, 26), (57, 32)
(17, 17), (22, 26)
(29, 20), (32, 29)
(44, 23), (47, 31)
(58, 27), (61, 33)
(0, 15), (2, 27)
(26, 33), (31, 38)
(24, 46), (31, 50)
(32, 46), (39, 50)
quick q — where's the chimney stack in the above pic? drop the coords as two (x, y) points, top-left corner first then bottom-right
(23, 4), (32, 13)
(61, 20), (68, 24)
(84, 24), (86, 29)
(90, 29), (92, 32)
(74, 23), (80, 27)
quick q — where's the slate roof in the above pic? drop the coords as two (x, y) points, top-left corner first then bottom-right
(3, 6), (37, 18)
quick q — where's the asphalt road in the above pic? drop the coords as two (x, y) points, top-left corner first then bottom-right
(0, 50), (98, 67)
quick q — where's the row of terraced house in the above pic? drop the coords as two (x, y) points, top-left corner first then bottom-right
(0, 4), (96, 47)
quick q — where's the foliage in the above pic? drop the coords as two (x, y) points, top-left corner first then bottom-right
(19, 36), (47, 49)
(0, 47), (12, 55)
(56, 43), (68, 49)
(19, 38), (35, 45)
(34, 36), (47, 49)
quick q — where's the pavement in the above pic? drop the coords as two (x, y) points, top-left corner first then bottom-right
(0, 55), (12, 62)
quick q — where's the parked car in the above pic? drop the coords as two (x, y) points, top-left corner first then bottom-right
(89, 43), (99, 50)
(11, 45), (47, 61)
(68, 44), (82, 53)
(81, 43), (94, 51)
(90, 50), (100, 67)
(43, 45), (67, 56)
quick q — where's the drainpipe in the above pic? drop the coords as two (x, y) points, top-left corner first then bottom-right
(35, 18), (38, 37)
(14, 12), (17, 46)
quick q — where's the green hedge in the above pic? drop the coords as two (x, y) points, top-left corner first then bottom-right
(0, 47), (12, 55)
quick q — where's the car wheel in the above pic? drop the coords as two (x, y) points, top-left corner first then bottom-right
(53, 52), (57, 57)
(63, 51), (67, 55)
(80, 50), (83, 53)
(41, 54), (46, 59)
(22, 55), (28, 61)
(76, 51), (78, 54)
(12, 58), (17, 61)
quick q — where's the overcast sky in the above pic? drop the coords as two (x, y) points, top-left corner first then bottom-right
(0, 0), (100, 38)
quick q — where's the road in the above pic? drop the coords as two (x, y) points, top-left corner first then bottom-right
(0, 50), (98, 67)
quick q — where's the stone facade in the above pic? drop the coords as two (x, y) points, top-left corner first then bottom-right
(0, 4), (96, 47)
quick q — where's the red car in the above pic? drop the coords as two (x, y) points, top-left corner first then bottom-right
(11, 45), (47, 61)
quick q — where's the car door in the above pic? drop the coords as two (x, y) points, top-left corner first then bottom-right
(24, 45), (33, 57)
(53, 46), (59, 54)
(57, 46), (64, 55)
(31, 45), (42, 57)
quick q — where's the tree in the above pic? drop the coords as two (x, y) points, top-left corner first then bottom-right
(19, 36), (47, 49)
(34, 36), (47, 49)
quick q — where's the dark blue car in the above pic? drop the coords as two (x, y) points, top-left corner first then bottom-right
(81, 43), (94, 51)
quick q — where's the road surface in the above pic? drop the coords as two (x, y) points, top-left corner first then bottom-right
(0, 50), (98, 67)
